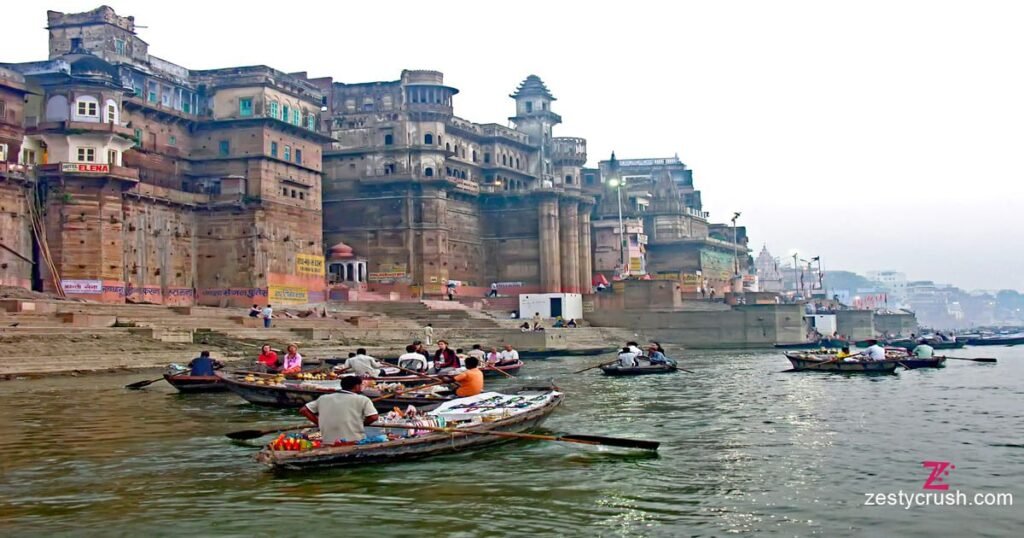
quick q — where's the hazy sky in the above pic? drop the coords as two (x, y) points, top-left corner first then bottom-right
(4, 1), (1022, 290)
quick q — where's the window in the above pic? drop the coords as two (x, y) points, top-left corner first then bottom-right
(77, 100), (98, 117)
(542, 102), (547, 110)
(147, 82), (158, 103)
(107, 150), (119, 166)
(472, 150), (477, 162)
(299, 191), (305, 200)
(282, 105), (289, 123)
(291, 189), (297, 198)
(424, 133), (433, 145)
(21, 148), (36, 165)
(269, 101), (279, 119)
(525, 101), (533, 113)
(106, 103), (117, 123)
(218, 140), (230, 156)
(161, 86), (172, 107)
(424, 167), (434, 177)
(169, 135), (177, 146)
(114, 39), (125, 55)
(239, 98), (253, 117)
(270, 141), (278, 157)
(502, 154), (507, 166)
(306, 113), (316, 130)
(283, 145), (291, 161)
(295, 149), (302, 164)
(77, 147), (96, 162)
(384, 134), (393, 145)
(292, 109), (300, 125)
(133, 128), (142, 142)
(484, 153), (491, 163)
(0, 100), (5, 119)
(70, 38), (83, 50)
(0, 144), (6, 162)
(565, 174), (573, 185)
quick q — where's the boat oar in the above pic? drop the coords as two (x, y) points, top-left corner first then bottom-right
(487, 363), (517, 378)
(376, 422), (659, 450)
(225, 380), (452, 441)
(574, 359), (618, 374)
(389, 363), (446, 381)
(125, 369), (190, 390)
(939, 356), (997, 363)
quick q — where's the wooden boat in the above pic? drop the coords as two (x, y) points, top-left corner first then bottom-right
(483, 360), (523, 378)
(898, 356), (947, 369)
(517, 347), (616, 359)
(254, 386), (563, 471)
(774, 338), (847, 350)
(855, 339), (965, 350)
(784, 352), (900, 373)
(163, 373), (227, 393)
(965, 335), (1024, 346)
(600, 363), (678, 376)
(216, 371), (455, 411)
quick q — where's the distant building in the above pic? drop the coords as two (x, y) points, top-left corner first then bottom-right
(867, 270), (908, 307)
(754, 245), (783, 292)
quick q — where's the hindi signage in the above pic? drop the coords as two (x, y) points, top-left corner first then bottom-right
(61, 279), (103, 294)
(296, 254), (325, 276)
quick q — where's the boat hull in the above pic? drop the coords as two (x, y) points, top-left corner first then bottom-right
(899, 357), (947, 369)
(600, 364), (678, 376)
(483, 361), (523, 378)
(517, 347), (615, 359)
(163, 374), (227, 393)
(216, 373), (452, 411)
(774, 338), (847, 350)
(255, 390), (563, 470)
(856, 340), (965, 350)
(966, 336), (1024, 346)
(785, 354), (900, 373)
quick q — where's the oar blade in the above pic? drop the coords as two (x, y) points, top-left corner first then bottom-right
(559, 434), (660, 451)
(973, 358), (998, 362)
(226, 429), (270, 441)
(124, 379), (159, 390)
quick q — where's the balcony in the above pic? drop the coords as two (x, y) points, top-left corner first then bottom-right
(28, 120), (135, 139)
(122, 95), (196, 122)
(552, 137), (587, 165)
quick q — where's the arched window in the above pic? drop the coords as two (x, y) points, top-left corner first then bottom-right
(268, 100), (279, 119)
(502, 154), (507, 166)
(104, 99), (119, 124)
(45, 95), (69, 121)
(424, 133), (433, 145)
(515, 157), (520, 169)
(306, 112), (316, 130)
(472, 150), (477, 162)
(424, 167), (434, 177)
(446, 143), (451, 152)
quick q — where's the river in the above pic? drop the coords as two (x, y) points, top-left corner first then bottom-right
(0, 348), (1020, 537)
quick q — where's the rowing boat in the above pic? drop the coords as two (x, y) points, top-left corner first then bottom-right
(965, 335), (1024, 346)
(774, 338), (847, 350)
(600, 363), (678, 376)
(517, 347), (616, 359)
(483, 360), (523, 377)
(898, 356), (947, 369)
(254, 386), (563, 471)
(216, 371), (455, 411)
(855, 339), (965, 350)
(784, 352), (900, 373)
(163, 373), (227, 393)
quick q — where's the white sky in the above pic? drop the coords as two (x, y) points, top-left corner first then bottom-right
(4, 1), (1022, 291)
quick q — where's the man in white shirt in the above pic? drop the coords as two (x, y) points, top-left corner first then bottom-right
(339, 348), (384, 376)
(300, 376), (379, 444)
(261, 304), (273, 328)
(863, 340), (887, 361)
(617, 347), (639, 368)
(498, 343), (519, 365)
(424, 323), (434, 346)
(397, 344), (428, 372)
(467, 344), (486, 362)
(626, 341), (643, 360)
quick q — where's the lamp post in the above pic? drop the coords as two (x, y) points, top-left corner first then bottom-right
(607, 177), (626, 274)
(731, 212), (741, 276)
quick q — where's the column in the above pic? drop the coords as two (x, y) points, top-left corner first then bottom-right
(559, 200), (580, 293)
(536, 194), (561, 293)
(578, 202), (593, 293)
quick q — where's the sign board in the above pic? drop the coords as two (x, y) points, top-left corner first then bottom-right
(494, 281), (523, 288)
(628, 257), (644, 272)
(368, 271), (406, 283)
(296, 254), (325, 275)
(268, 286), (308, 304)
(699, 249), (733, 281)
(61, 279), (103, 294)
(61, 163), (110, 173)
(651, 273), (680, 281)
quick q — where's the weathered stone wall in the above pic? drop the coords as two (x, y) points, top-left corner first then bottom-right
(587, 304), (805, 348)
(874, 312), (918, 337)
(835, 310), (876, 340)
(0, 182), (33, 288)
(121, 197), (197, 304)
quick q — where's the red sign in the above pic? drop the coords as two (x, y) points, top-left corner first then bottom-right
(61, 163), (110, 173)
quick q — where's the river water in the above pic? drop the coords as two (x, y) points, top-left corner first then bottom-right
(1, 348), (1021, 537)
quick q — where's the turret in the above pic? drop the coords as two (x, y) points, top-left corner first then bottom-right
(509, 75), (562, 178)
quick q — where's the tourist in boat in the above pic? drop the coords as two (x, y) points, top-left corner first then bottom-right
(447, 356), (484, 397)
(617, 346), (639, 368)
(338, 348), (384, 376)
(626, 341), (643, 359)
(188, 351), (223, 376)
(912, 339), (935, 359)
(433, 340), (461, 373)
(498, 343), (519, 366)
(412, 341), (430, 362)
(646, 344), (669, 365)
(257, 344), (279, 372)
(486, 346), (501, 365)
(467, 344), (486, 363)
(280, 344), (303, 374)
(398, 344), (428, 372)
(836, 346), (852, 360)
(566, 318), (578, 328)
(863, 339), (886, 361)
(300, 375), (379, 445)
(248, 304), (261, 318)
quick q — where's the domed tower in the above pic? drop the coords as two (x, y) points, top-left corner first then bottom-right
(509, 75), (562, 179)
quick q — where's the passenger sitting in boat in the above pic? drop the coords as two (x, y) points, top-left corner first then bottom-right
(434, 340), (461, 374)
(863, 340), (886, 361)
(449, 356), (484, 397)
(257, 344), (279, 373)
(338, 348), (384, 376)
(913, 339), (935, 359)
(617, 347), (639, 368)
(626, 341), (643, 360)
(300, 375), (379, 445)
(467, 344), (486, 363)
(280, 344), (303, 374)
(188, 351), (223, 376)
(398, 344), (428, 372)
(486, 347), (501, 365)
(455, 348), (469, 363)
(498, 343), (519, 366)
(566, 318), (578, 328)
(646, 344), (669, 365)
(836, 346), (852, 360)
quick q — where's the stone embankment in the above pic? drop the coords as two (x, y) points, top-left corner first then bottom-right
(0, 298), (632, 378)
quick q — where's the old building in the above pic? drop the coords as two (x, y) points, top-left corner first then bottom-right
(2, 6), (327, 306)
(0, 67), (35, 290)
(754, 245), (784, 292)
(309, 70), (594, 297)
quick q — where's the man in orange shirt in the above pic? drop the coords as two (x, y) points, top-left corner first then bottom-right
(449, 356), (484, 397)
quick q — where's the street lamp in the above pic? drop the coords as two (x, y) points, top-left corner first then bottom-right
(607, 177), (626, 274)
(731, 212), (741, 276)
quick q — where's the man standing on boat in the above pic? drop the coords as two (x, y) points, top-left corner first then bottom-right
(300, 376), (379, 445)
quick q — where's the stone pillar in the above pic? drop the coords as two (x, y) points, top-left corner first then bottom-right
(578, 202), (593, 293)
(559, 200), (580, 293)
(536, 194), (561, 293)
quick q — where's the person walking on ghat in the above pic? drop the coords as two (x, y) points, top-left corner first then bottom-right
(488, 282), (498, 298)
(424, 323), (434, 346)
(261, 304), (273, 328)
